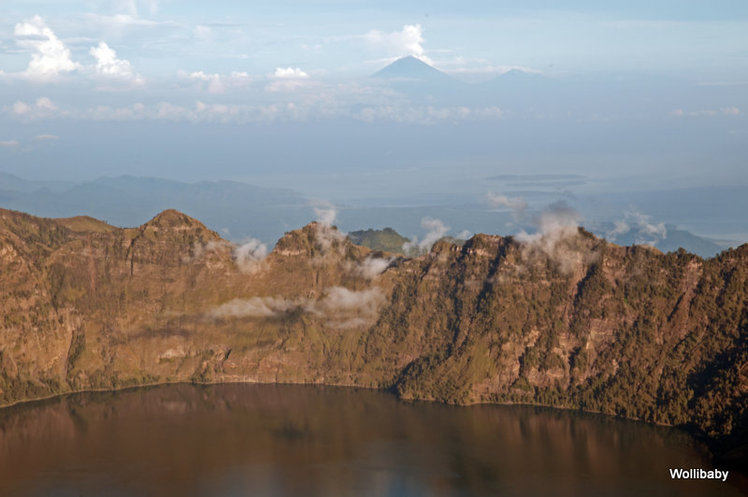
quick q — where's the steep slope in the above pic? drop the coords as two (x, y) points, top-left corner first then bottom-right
(0, 208), (745, 466)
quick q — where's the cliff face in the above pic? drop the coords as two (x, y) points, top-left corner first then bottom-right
(0, 208), (745, 462)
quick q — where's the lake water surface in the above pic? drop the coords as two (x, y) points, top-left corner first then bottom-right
(0, 384), (744, 497)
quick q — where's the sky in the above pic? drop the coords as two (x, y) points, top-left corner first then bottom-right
(2, 1), (748, 78)
(0, 1), (747, 241)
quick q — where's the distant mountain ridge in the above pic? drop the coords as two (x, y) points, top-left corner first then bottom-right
(0, 171), (732, 257)
(0, 173), (311, 244)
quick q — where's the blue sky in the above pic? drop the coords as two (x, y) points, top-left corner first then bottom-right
(0, 1), (747, 242)
(2, 1), (747, 79)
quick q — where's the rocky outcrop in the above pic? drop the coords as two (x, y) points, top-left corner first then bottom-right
(0, 208), (745, 465)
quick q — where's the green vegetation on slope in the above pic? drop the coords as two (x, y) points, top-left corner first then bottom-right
(0, 208), (745, 468)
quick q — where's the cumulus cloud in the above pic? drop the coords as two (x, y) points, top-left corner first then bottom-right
(403, 217), (450, 254)
(515, 201), (586, 274)
(14, 16), (80, 81)
(606, 210), (667, 246)
(273, 67), (309, 79)
(266, 67), (310, 92)
(365, 24), (431, 64)
(486, 193), (528, 221)
(234, 237), (268, 274)
(90, 41), (144, 85)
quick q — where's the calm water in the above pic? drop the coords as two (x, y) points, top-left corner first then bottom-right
(0, 384), (744, 497)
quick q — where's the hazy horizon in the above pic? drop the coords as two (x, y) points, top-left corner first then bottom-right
(1, 1), (747, 248)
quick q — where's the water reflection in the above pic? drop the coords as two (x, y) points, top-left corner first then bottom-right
(0, 384), (743, 497)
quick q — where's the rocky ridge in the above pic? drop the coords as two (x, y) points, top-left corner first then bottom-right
(0, 208), (745, 466)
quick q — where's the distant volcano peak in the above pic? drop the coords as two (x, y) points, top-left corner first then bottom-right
(371, 56), (451, 81)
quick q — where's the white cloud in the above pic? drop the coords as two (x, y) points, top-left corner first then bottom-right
(207, 286), (386, 328)
(187, 71), (224, 94)
(9, 97), (59, 120)
(670, 106), (741, 118)
(365, 24), (431, 64)
(11, 102), (30, 115)
(183, 70), (252, 94)
(313, 200), (337, 226)
(516, 202), (580, 245)
(267, 67), (310, 92)
(403, 217), (450, 253)
(34, 134), (59, 141)
(234, 238), (268, 274)
(273, 67), (309, 79)
(606, 210), (667, 246)
(90, 41), (144, 85)
(3, 92), (504, 125)
(311, 200), (346, 252)
(0, 140), (20, 148)
(318, 286), (385, 327)
(486, 193), (528, 221)
(515, 201), (585, 274)
(14, 16), (80, 81)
